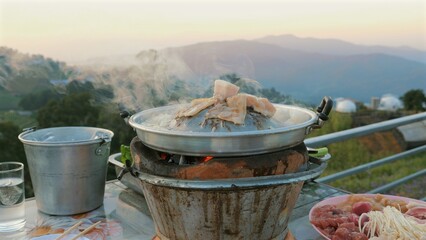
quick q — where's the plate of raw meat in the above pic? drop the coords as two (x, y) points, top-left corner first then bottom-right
(309, 194), (426, 240)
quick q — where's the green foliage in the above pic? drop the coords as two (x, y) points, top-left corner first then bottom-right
(0, 88), (20, 110)
(0, 46), (68, 95)
(66, 80), (95, 93)
(327, 152), (426, 199)
(166, 79), (195, 102)
(219, 73), (240, 84)
(401, 89), (426, 112)
(120, 145), (132, 164)
(37, 92), (100, 128)
(19, 89), (61, 111)
(0, 122), (34, 197)
(150, 88), (167, 107)
(309, 111), (353, 137)
(96, 105), (135, 154)
(323, 139), (372, 174)
(0, 110), (37, 129)
(313, 111), (425, 198)
(388, 173), (426, 199)
(258, 87), (292, 104)
(65, 80), (114, 104)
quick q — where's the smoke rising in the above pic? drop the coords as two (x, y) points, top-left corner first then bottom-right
(73, 49), (201, 113)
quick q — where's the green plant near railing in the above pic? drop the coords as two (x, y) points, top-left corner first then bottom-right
(324, 139), (373, 172)
(309, 110), (425, 199)
(309, 111), (353, 137)
(327, 152), (426, 199)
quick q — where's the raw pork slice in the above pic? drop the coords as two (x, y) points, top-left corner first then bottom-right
(213, 79), (240, 101)
(177, 98), (217, 117)
(405, 207), (426, 220)
(222, 94), (247, 124)
(205, 94), (247, 125)
(243, 93), (277, 117)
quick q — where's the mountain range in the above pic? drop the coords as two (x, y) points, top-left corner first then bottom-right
(1, 34), (426, 105)
(141, 34), (426, 104)
(256, 34), (426, 64)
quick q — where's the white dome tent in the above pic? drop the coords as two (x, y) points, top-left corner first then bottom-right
(378, 94), (403, 111)
(335, 98), (357, 113)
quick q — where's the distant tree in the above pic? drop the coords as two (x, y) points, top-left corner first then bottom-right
(37, 92), (100, 128)
(66, 80), (95, 94)
(259, 87), (291, 103)
(66, 80), (114, 104)
(150, 88), (167, 107)
(168, 79), (192, 102)
(19, 89), (62, 110)
(219, 73), (241, 84)
(0, 122), (33, 197)
(401, 89), (426, 112)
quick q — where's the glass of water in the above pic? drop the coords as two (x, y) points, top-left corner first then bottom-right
(0, 162), (25, 232)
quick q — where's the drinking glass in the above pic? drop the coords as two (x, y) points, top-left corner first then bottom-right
(0, 162), (26, 232)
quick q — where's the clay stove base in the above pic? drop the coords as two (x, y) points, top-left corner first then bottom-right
(130, 137), (308, 180)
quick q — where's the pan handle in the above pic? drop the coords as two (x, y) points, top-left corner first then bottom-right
(120, 111), (131, 126)
(313, 96), (333, 128)
(316, 96), (333, 121)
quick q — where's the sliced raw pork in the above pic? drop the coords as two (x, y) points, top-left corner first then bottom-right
(243, 93), (277, 117)
(405, 207), (426, 220)
(206, 94), (247, 125)
(177, 98), (217, 117)
(213, 79), (240, 101)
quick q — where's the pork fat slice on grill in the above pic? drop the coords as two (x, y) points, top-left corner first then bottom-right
(205, 94), (247, 125)
(176, 79), (276, 124)
(243, 93), (277, 117)
(213, 79), (240, 101)
(177, 98), (217, 117)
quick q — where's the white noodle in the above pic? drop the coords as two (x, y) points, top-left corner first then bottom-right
(359, 206), (426, 240)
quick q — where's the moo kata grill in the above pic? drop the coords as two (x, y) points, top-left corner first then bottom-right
(120, 96), (332, 240)
(126, 97), (332, 157)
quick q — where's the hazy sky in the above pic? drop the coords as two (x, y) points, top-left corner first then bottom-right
(1, 0), (425, 63)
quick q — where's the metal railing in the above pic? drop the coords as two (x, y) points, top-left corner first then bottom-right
(305, 111), (426, 199)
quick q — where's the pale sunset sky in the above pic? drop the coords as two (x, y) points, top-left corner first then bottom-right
(1, 0), (425, 63)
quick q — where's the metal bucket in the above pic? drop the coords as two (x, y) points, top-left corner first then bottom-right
(18, 127), (114, 215)
(137, 160), (327, 240)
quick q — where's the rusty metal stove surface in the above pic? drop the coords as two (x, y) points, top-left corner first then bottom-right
(129, 137), (309, 180)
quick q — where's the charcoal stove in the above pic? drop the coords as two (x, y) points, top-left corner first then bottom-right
(118, 96), (332, 239)
(113, 137), (329, 240)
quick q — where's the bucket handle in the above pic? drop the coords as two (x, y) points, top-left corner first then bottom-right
(95, 133), (112, 156)
(22, 126), (37, 133)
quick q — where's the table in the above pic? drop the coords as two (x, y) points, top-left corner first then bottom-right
(0, 180), (348, 240)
